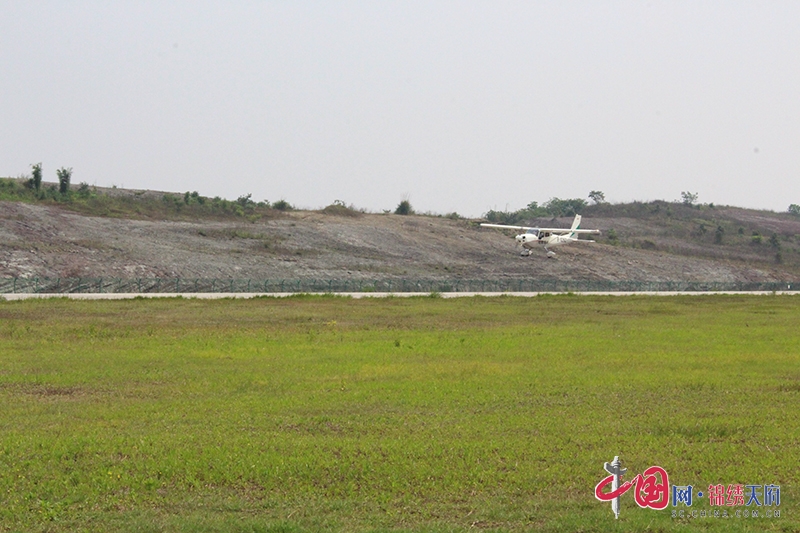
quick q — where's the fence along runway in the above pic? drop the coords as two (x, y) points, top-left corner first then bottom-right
(0, 277), (796, 296)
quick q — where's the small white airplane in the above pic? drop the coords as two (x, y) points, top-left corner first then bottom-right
(481, 214), (600, 258)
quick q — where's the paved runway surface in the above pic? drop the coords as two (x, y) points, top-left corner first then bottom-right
(2, 291), (798, 300)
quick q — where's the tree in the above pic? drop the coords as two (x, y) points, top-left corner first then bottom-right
(543, 197), (587, 217)
(680, 191), (698, 206)
(236, 193), (254, 207)
(31, 163), (42, 191)
(56, 167), (72, 195)
(788, 204), (800, 216)
(588, 190), (605, 204)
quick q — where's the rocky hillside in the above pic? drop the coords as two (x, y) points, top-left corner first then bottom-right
(1, 180), (799, 283)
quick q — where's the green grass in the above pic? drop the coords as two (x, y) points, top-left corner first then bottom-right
(0, 295), (798, 532)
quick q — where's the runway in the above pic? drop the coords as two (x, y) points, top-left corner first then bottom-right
(2, 291), (798, 300)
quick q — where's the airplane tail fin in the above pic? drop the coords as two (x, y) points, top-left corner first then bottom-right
(568, 215), (582, 238)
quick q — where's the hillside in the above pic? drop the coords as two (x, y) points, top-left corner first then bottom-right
(1, 179), (799, 285)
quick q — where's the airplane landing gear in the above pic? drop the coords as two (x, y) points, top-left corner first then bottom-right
(546, 250), (557, 258)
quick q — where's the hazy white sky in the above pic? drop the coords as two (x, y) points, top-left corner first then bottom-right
(2, 1), (799, 216)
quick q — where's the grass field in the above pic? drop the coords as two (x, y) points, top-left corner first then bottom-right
(0, 295), (797, 532)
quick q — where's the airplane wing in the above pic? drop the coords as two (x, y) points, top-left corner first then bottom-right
(567, 229), (601, 234)
(480, 223), (537, 231)
(480, 223), (600, 234)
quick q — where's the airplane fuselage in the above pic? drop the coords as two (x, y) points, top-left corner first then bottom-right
(516, 232), (573, 250)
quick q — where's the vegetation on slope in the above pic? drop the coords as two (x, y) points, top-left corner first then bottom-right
(582, 200), (800, 270)
(3, 173), (800, 273)
(0, 177), (291, 222)
(484, 196), (800, 272)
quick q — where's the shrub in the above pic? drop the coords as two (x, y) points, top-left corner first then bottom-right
(484, 209), (523, 224)
(714, 225), (724, 244)
(395, 199), (412, 215)
(272, 199), (293, 211)
(322, 201), (361, 217)
(77, 182), (92, 199)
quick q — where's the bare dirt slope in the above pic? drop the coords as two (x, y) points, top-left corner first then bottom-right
(1, 200), (795, 282)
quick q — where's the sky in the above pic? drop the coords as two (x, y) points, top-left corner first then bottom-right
(2, 1), (800, 217)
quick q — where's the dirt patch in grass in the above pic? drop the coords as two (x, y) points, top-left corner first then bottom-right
(1, 382), (91, 400)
